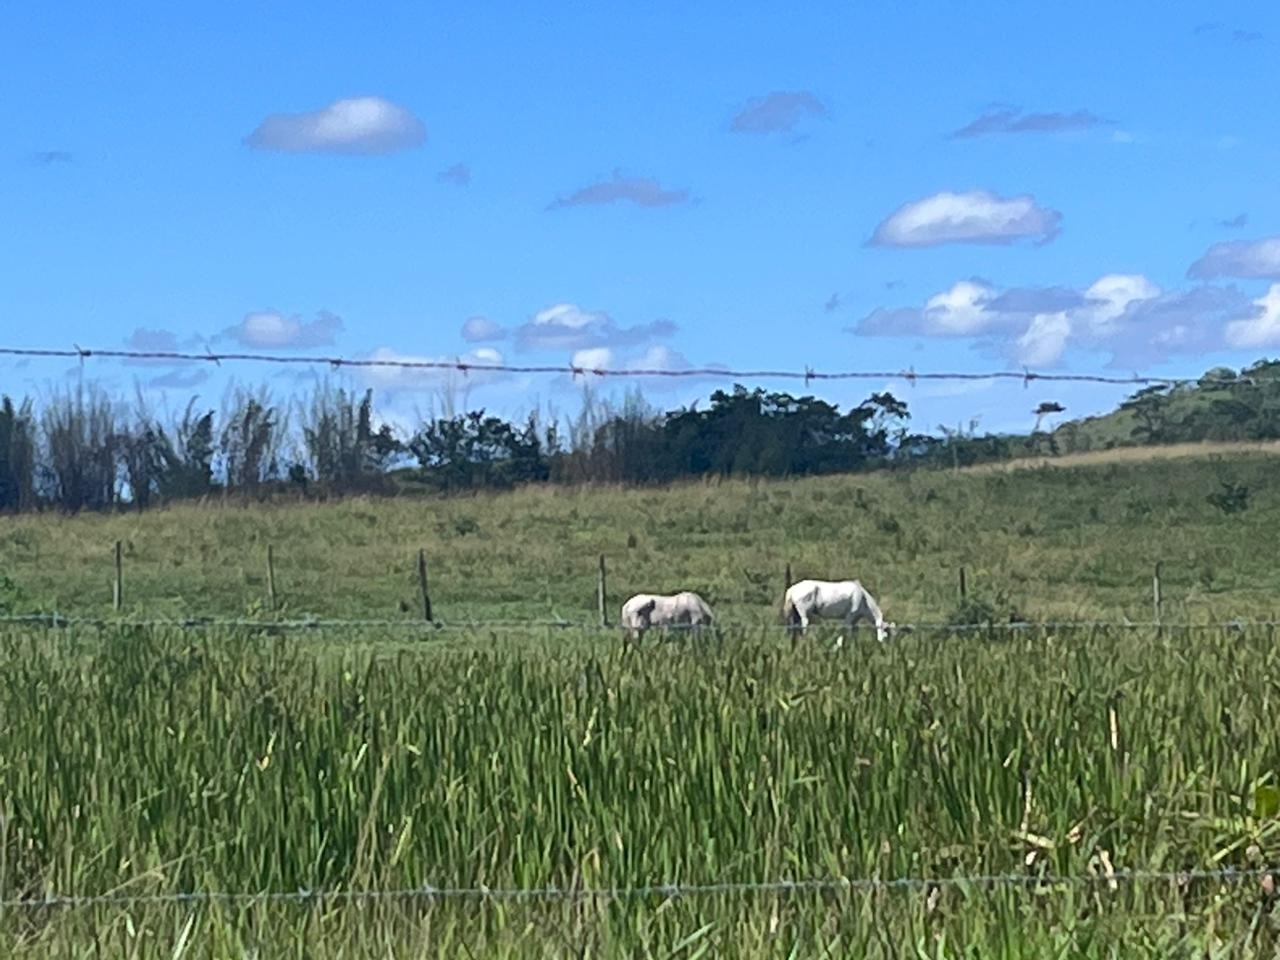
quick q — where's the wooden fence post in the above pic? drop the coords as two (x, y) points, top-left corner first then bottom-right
(784, 562), (792, 591)
(958, 566), (967, 601)
(113, 540), (123, 612)
(266, 545), (278, 611)
(598, 555), (608, 628)
(417, 549), (433, 623)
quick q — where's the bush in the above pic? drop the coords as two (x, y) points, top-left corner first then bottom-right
(1206, 482), (1250, 515)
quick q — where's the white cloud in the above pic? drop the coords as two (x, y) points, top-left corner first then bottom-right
(515, 302), (676, 351)
(922, 280), (999, 334)
(625, 344), (691, 372)
(244, 97), (426, 155)
(1188, 236), (1280, 279)
(870, 190), (1062, 247)
(360, 346), (506, 393)
(1014, 312), (1072, 366)
(461, 316), (506, 342)
(571, 347), (613, 372)
(1225, 284), (1280, 347)
(851, 272), (1250, 367)
(1077, 274), (1162, 335)
(222, 310), (343, 349)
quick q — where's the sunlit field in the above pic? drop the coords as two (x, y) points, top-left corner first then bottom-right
(3, 455), (1280, 956)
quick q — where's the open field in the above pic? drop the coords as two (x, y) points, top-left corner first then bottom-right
(3, 455), (1280, 956)
(1, 453), (1278, 625)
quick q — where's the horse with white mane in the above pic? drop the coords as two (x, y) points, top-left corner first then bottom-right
(782, 579), (895, 641)
(619, 591), (714, 642)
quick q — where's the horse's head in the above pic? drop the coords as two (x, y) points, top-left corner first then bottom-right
(877, 620), (896, 642)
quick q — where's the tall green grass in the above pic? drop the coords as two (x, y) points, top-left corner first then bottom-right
(2, 622), (1279, 956)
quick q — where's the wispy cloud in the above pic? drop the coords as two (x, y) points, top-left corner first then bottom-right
(729, 91), (827, 135)
(461, 316), (506, 343)
(1219, 213), (1249, 230)
(244, 96), (426, 155)
(1188, 236), (1280, 280)
(438, 162), (471, 186)
(870, 190), (1061, 248)
(221, 310), (343, 349)
(33, 150), (73, 165)
(823, 293), (841, 313)
(149, 369), (210, 390)
(514, 303), (676, 351)
(1195, 22), (1264, 42)
(950, 107), (1110, 139)
(119, 328), (206, 369)
(548, 172), (689, 210)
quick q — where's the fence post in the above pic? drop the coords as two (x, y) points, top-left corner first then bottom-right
(1152, 562), (1162, 628)
(784, 562), (792, 591)
(598, 555), (608, 628)
(958, 566), (967, 601)
(417, 549), (433, 623)
(266, 545), (278, 611)
(113, 540), (123, 612)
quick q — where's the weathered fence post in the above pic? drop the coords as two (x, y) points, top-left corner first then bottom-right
(266, 544), (278, 611)
(417, 549), (433, 623)
(784, 562), (792, 591)
(597, 555), (608, 628)
(958, 566), (967, 601)
(1152, 562), (1163, 628)
(113, 540), (123, 612)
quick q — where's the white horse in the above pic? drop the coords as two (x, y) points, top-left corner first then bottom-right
(782, 579), (894, 642)
(619, 591), (714, 642)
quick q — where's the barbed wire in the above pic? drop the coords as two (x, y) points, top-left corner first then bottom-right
(0, 612), (1264, 634)
(0, 344), (1265, 389)
(2, 865), (1273, 911)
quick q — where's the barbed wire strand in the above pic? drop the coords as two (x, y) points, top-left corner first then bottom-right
(0, 612), (1267, 633)
(2, 865), (1274, 911)
(0, 345), (1265, 389)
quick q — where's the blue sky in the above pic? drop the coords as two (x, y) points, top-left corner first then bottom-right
(3, 0), (1279, 435)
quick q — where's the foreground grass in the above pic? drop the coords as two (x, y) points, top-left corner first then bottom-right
(2, 454), (1279, 625)
(2, 623), (1280, 956)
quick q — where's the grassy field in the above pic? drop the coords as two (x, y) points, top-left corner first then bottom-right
(2, 622), (1280, 956)
(1, 453), (1278, 625)
(3, 455), (1280, 956)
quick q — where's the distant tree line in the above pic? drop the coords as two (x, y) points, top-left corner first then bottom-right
(0, 380), (932, 513)
(5, 361), (1275, 513)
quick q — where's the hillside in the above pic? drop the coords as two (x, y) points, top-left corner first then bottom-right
(1049, 359), (1280, 454)
(3, 452), (1278, 626)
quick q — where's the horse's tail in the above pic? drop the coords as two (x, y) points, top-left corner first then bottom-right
(780, 589), (797, 626)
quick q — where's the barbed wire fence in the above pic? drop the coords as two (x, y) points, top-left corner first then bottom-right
(0, 612), (1267, 634)
(0, 343), (1270, 388)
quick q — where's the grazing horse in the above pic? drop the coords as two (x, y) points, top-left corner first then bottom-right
(782, 579), (894, 642)
(619, 591), (714, 642)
